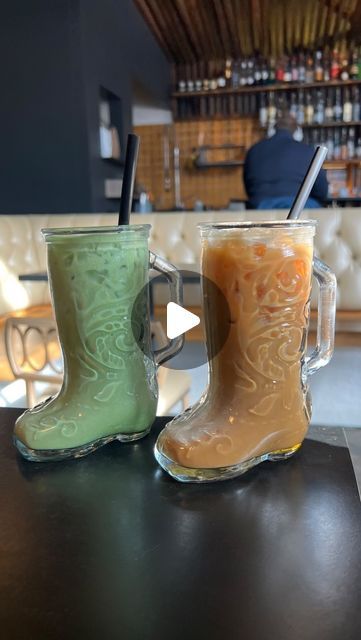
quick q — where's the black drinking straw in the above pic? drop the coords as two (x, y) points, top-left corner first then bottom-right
(118, 133), (140, 225)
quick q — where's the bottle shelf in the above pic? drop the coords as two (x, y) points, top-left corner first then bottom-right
(175, 115), (361, 127)
(303, 121), (361, 128)
(172, 79), (361, 99)
(324, 160), (361, 169)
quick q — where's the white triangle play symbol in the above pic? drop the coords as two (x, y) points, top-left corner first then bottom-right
(166, 302), (200, 339)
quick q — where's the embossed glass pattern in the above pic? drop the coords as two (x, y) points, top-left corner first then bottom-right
(14, 225), (183, 461)
(154, 221), (336, 482)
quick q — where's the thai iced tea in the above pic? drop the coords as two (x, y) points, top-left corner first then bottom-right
(156, 222), (315, 473)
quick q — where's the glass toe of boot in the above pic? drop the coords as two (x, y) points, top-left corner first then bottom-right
(13, 400), (155, 462)
(154, 422), (303, 483)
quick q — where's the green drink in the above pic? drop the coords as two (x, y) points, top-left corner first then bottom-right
(14, 225), (182, 462)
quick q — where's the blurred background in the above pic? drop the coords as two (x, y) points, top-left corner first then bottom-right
(1, 0), (361, 426)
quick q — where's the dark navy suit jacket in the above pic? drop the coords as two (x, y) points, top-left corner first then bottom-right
(243, 129), (329, 209)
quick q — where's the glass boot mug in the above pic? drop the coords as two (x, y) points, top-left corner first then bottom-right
(14, 225), (183, 462)
(155, 220), (336, 482)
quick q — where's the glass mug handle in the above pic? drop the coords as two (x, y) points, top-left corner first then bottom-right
(149, 251), (184, 366)
(306, 256), (337, 376)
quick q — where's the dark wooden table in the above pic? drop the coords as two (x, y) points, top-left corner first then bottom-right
(1, 408), (360, 640)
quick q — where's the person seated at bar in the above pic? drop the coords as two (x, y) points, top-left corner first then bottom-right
(243, 113), (329, 209)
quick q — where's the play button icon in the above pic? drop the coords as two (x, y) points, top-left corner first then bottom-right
(166, 302), (200, 339)
(131, 268), (231, 370)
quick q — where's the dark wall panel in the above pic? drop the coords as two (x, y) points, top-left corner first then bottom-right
(0, 0), (170, 214)
(0, 0), (91, 213)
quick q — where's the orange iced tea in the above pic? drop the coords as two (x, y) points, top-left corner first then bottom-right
(157, 222), (314, 470)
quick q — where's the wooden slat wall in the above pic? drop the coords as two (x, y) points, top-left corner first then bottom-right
(134, 118), (261, 209)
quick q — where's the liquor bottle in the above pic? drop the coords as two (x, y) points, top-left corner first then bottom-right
(358, 46), (361, 80)
(347, 127), (356, 158)
(178, 80), (186, 93)
(232, 60), (240, 89)
(195, 63), (202, 91)
(276, 91), (287, 118)
(326, 128), (334, 160)
(202, 62), (210, 91)
(186, 64), (195, 92)
(254, 56), (262, 85)
(250, 93), (257, 115)
(203, 77), (210, 91)
(314, 50), (323, 81)
(297, 89), (305, 125)
(325, 90), (334, 122)
(340, 127), (348, 160)
(290, 92), (298, 120)
(320, 128), (327, 146)
(225, 58), (232, 86)
(305, 91), (314, 124)
(343, 87), (353, 123)
(340, 57), (349, 81)
(261, 57), (269, 84)
(209, 76), (218, 90)
(350, 50), (359, 80)
(334, 87), (343, 121)
(276, 57), (284, 83)
(284, 56), (292, 83)
(323, 48), (331, 82)
(352, 86), (360, 121)
(240, 59), (248, 86)
(209, 61), (218, 91)
(217, 59), (226, 88)
(334, 129), (341, 159)
(298, 51), (306, 83)
(305, 51), (314, 83)
(268, 91), (277, 125)
(291, 54), (299, 82)
(356, 136), (361, 158)
(314, 90), (325, 124)
(215, 92), (222, 115)
(259, 92), (268, 127)
(331, 49), (340, 80)
(247, 58), (255, 85)
(268, 57), (276, 84)
(311, 129), (319, 147)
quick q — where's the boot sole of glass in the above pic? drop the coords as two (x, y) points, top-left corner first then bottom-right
(154, 442), (302, 483)
(14, 427), (151, 462)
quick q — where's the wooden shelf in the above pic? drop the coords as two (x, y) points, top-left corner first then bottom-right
(176, 115), (361, 128)
(324, 160), (361, 169)
(173, 79), (361, 99)
(303, 121), (361, 129)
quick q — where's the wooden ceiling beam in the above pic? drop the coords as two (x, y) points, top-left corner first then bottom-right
(210, 0), (233, 58)
(146, 0), (194, 63)
(251, 0), (262, 52)
(173, 0), (203, 60)
(189, 0), (218, 60)
(134, 0), (174, 60)
(134, 0), (361, 65)
(222, 0), (241, 58)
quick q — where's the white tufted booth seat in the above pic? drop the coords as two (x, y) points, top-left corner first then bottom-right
(0, 208), (361, 330)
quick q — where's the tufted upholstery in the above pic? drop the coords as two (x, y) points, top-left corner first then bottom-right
(1, 209), (361, 316)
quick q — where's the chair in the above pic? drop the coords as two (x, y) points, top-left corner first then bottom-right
(4, 316), (62, 407)
(5, 317), (191, 415)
